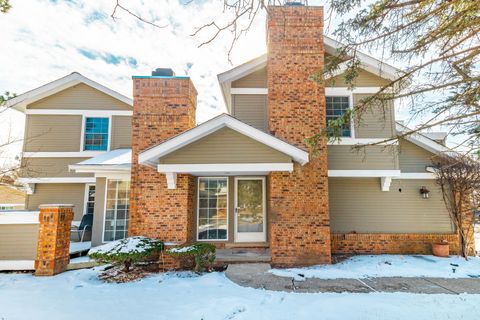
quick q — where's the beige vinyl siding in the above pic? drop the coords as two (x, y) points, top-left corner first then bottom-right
(399, 139), (435, 172)
(21, 157), (93, 178)
(26, 183), (86, 221)
(328, 145), (399, 170)
(111, 116), (132, 149)
(329, 178), (454, 233)
(92, 177), (106, 246)
(0, 224), (39, 260)
(24, 115), (82, 152)
(160, 128), (291, 164)
(0, 185), (26, 205)
(28, 83), (132, 110)
(232, 95), (267, 131)
(232, 67), (267, 88)
(353, 94), (395, 139)
(327, 69), (391, 87)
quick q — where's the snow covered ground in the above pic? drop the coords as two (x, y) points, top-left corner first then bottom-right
(0, 268), (480, 320)
(270, 255), (480, 280)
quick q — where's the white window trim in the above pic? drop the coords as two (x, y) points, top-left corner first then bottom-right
(25, 109), (132, 116)
(102, 179), (130, 243)
(196, 177), (229, 242)
(80, 115), (111, 152)
(326, 94), (355, 139)
(327, 138), (398, 146)
(234, 176), (267, 243)
(83, 184), (95, 216)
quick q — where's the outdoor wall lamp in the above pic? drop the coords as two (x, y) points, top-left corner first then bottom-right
(420, 186), (430, 199)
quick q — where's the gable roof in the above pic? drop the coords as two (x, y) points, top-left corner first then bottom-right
(139, 113), (309, 167)
(396, 122), (449, 155)
(5, 72), (132, 113)
(217, 36), (404, 112)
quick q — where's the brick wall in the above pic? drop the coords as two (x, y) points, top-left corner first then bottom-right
(35, 204), (74, 276)
(267, 5), (331, 266)
(331, 233), (461, 255)
(129, 77), (197, 243)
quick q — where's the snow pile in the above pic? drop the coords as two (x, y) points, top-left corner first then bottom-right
(88, 236), (159, 255)
(1, 269), (480, 320)
(168, 246), (196, 254)
(270, 255), (480, 280)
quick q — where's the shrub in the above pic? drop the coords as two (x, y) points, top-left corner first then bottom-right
(167, 243), (216, 273)
(88, 236), (164, 272)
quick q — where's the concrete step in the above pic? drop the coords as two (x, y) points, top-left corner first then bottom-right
(216, 248), (271, 263)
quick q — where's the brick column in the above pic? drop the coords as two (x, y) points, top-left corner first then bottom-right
(35, 204), (74, 276)
(129, 76), (197, 243)
(267, 5), (331, 266)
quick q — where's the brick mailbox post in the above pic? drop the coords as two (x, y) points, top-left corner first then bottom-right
(35, 204), (74, 276)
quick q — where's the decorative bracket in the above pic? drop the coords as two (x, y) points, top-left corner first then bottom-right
(380, 176), (392, 192)
(165, 172), (177, 189)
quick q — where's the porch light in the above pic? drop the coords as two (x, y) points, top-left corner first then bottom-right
(419, 186), (430, 199)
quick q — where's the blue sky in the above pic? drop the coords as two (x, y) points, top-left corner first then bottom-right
(0, 0), (431, 162)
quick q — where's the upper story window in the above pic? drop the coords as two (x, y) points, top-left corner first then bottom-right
(84, 117), (109, 151)
(326, 96), (351, 137)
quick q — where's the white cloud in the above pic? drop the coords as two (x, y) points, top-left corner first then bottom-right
(0, 0), (267, 161)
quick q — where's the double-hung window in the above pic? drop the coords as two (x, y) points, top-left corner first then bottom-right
(84, 117), (109, 151)
(326, 96), (352, 137)
(84, 185), (95, 216)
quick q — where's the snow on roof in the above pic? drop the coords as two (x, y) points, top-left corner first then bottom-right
(69, 149), (132, 174)
(78, 148), (132, 166)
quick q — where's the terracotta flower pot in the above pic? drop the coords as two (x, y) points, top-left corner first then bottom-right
(432, 242), (449, 257)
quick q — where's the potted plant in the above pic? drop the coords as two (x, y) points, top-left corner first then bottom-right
(432, 240), (449, 257)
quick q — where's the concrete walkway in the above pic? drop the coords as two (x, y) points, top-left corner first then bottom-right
(225, 263), (480, 294)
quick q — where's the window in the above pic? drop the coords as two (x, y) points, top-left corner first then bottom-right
(326, 96), (351, 137)
(197, 177), (228, 241)
(84, 185), (95, 215)
(0, 205), (14, 210)
(103, 179), (130, 242)
(84, 117), (109, 151)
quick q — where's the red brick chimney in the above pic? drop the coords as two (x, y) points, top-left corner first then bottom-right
(267, 5), (331, 265)
(129, 70), (197, 243)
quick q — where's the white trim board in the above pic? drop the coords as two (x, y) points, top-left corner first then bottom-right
(158, 163), (293, 174)
(25, 109), (133, 116)
(230, 88), (268, 94)
(17, 177), (96, 184)
(23, 151), (106, 158)
(5, 72), (132, 113)
(0, 212), (39, 224)
(393, 173), (436, 179)
(0, 260), (35, 271)
(139, 114), (309, 167)
(325, 87), (384, 95)
(328, 170), (401, 177)
(396, 122), (449, 155)
(327, 138), (398, 146)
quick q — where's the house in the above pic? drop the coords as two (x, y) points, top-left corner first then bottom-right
(7, 4), (466, 266)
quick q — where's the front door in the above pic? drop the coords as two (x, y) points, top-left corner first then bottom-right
(234, 177), (266, 242)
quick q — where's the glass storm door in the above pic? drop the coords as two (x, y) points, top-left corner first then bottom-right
(234, 177), (266, 242)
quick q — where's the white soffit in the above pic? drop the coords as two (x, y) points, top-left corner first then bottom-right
(5, 72), (133, 113)
(139, 114), (309, 167)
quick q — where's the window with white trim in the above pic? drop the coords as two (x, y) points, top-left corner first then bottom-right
(84, 117), (109, 151)
(326, 96), (351, 137)
(197, 177), (228, 240)
(85, 185), (95, 215)
(103, 179), (130, 242)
